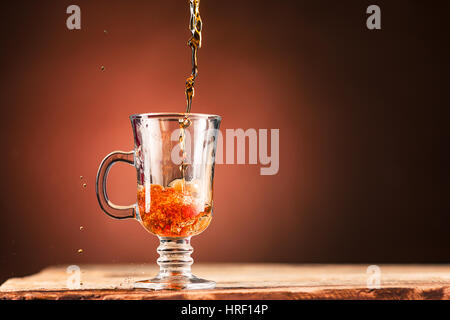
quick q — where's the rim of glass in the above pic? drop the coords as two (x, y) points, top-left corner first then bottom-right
(130, 113), (221, 121)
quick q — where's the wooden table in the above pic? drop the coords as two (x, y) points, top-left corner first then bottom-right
(1, 264), (449, 300)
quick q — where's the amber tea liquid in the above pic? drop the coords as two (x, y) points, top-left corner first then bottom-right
(138, 0), (210, 238)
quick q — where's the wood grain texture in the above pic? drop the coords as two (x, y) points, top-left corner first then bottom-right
(1, 264), (449, 300)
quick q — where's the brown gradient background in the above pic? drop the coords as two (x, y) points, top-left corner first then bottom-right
(0, 0), (449, 283)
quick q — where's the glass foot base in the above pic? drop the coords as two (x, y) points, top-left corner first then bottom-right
(135, 237), (215, 290)
(134, 274), (216, 290)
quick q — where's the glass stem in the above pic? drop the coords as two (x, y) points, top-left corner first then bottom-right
(157, 237), (193, 277)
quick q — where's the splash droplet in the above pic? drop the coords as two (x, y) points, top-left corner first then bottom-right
(77, 249), (83, 254)
(82, 183), (87, 188)
(80, 176), (83, 179)
(79, 226), (84, 231)
(104, 30), (108, 35)
(100, 66), (105, 71)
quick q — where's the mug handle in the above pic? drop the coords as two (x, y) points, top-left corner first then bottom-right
(96, 150), (136, 219)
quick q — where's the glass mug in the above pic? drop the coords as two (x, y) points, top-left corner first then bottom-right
(96, 113), (221, 290)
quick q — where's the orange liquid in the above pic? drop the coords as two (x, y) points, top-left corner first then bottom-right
(138, 184), (212, 237)
(137, 2), (208, 238)
(185, 0), (202, 114)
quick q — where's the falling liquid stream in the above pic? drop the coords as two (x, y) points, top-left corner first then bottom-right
(179, 0), (203, 190)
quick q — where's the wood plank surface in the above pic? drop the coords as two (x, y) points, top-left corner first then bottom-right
(1, 264), (449, 300)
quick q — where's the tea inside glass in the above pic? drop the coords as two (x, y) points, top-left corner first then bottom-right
(133, 114), (217, 238)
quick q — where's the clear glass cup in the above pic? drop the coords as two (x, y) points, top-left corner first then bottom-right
(96, 113), (221, 290)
